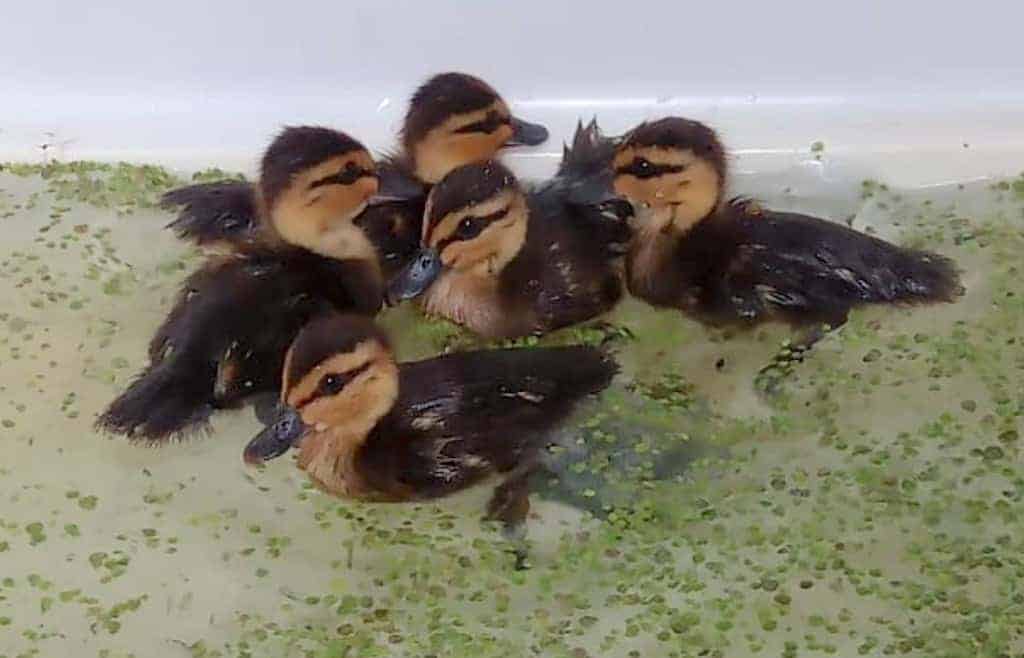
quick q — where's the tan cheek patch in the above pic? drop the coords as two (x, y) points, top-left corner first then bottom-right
(306, 364), (394, 428)
(449, 131), (510, 169)
(428, 192), (515, 248)
(271, 153), (378, 250)
(285, 341), (384, 407)
(613, 147), (719, 211)
(439, 208), (526, 274)
(440, 227), (503, 270)
(413, 101), (510, 183)
(315, 223), (379, 262)
(308, 177), (376, 227)
(613, 175), (646, 202)
(613, 145), (693, 170)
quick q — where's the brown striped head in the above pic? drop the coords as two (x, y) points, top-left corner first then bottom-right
(259, 126), (381, 261)
(243, 314), (398, 465)
(613, 117), (726, 234)
(386, 161), (527, 303)
(401, 72), (548, 184)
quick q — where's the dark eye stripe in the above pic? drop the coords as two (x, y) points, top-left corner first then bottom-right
(452, 111), (509, 135)
(294, 362), (372, 409)
(615, 161), (687, 180)
(435, 206), (510, 251)
(308, 166), (376, 190)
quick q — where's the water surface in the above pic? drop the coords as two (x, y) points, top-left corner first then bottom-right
(1, 160), (1022, 657)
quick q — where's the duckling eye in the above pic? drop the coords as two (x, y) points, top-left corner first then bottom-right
(617, 157), (686, 180)
(309, 162), (373, 190)
(456, 217), (484, 239)
(317, 373), (346, 396)
(337, 162), (364, 185)
(453, 111), (508, 135)
(313, 362), (372, 399)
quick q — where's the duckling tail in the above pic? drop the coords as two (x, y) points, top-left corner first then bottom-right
(162, 181), (258, 248)
(892, 248), (964, 304)
(96, 358), (217, 443)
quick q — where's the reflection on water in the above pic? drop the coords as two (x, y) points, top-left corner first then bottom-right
(1, 160), (1022, 657)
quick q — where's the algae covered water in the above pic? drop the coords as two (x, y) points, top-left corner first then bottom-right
(1, 160), (1023, 657)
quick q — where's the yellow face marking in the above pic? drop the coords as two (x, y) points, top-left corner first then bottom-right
(287, 338), (399, 498)
(613, 146), (721, 234)
(430, 192), (528, 277)
(412, 100), (515, 184)
(426, 191), (515, 245)
(268, 152), (379, 260)
(285, 340), (383, 407)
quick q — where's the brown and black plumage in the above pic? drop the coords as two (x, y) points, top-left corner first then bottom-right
(534, 117), (633, 257)
(243, 313), (617, 549)
(162, 72), (547, 278)
(387, 160), (627, 338)
(97, 127), (384, 442)
(612, 117), (963, 332)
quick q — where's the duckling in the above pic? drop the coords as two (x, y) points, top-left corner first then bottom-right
(532, 117), (634, 252)
(162, 72), (548, 278)
(242, 312), (617, 558)
(611, 117), (962, 340)
(386, 160), (627, 338)
(97, 127), (385, 442)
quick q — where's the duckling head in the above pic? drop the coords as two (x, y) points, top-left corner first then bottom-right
(243, 314), (398, 466)
(401, 72), (548, 185)
(260, 126), (382, 262)
(612, 117), (726, 235)
(386, 160), (528, 303)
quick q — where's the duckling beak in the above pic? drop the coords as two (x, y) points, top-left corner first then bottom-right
(243, 405), (307, 466)
(506, 117), (549, 147)
(366, 194), (410, 206)
(385, 247), (442, 305)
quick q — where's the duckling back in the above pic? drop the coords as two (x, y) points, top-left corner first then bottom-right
(359, 344), (618, 498)
(97, 251), (381, 442)
(707, 202), (963, 325)
(504, 191), (625, 334)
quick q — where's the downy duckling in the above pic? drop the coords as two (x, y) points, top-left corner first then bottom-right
(162, 72), (548, 277)
(386, 160), (627, 338)
(243, 313), (617, 558)
(97, 127), (385, 442)
(533, 117), (634, 252)
(612, 117), (962, 340)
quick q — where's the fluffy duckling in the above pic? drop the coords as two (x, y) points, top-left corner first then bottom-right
(162, 72), (548, 277)
(386, 160), (627, 338)
(612, 117), (962, 336)
(97, 127), (384, 441)
(243, 313), (617, 555)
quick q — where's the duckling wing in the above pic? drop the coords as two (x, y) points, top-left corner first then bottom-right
(360, 346), (617, 496)
(508, 201), (625, 332)
(718, 205), (961, 323)
(162, 181), (260, 249)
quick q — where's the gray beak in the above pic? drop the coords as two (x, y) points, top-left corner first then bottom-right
(366, 194), (410, 206)
(506, 116), (549, 147)
(385, 247), (443, 305)
(243, 405), (306, 465)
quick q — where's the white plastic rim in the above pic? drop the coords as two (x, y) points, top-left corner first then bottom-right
(2, 0), (1022, 187)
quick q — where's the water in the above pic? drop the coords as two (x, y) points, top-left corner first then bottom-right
(1, 160), (1023, 658)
